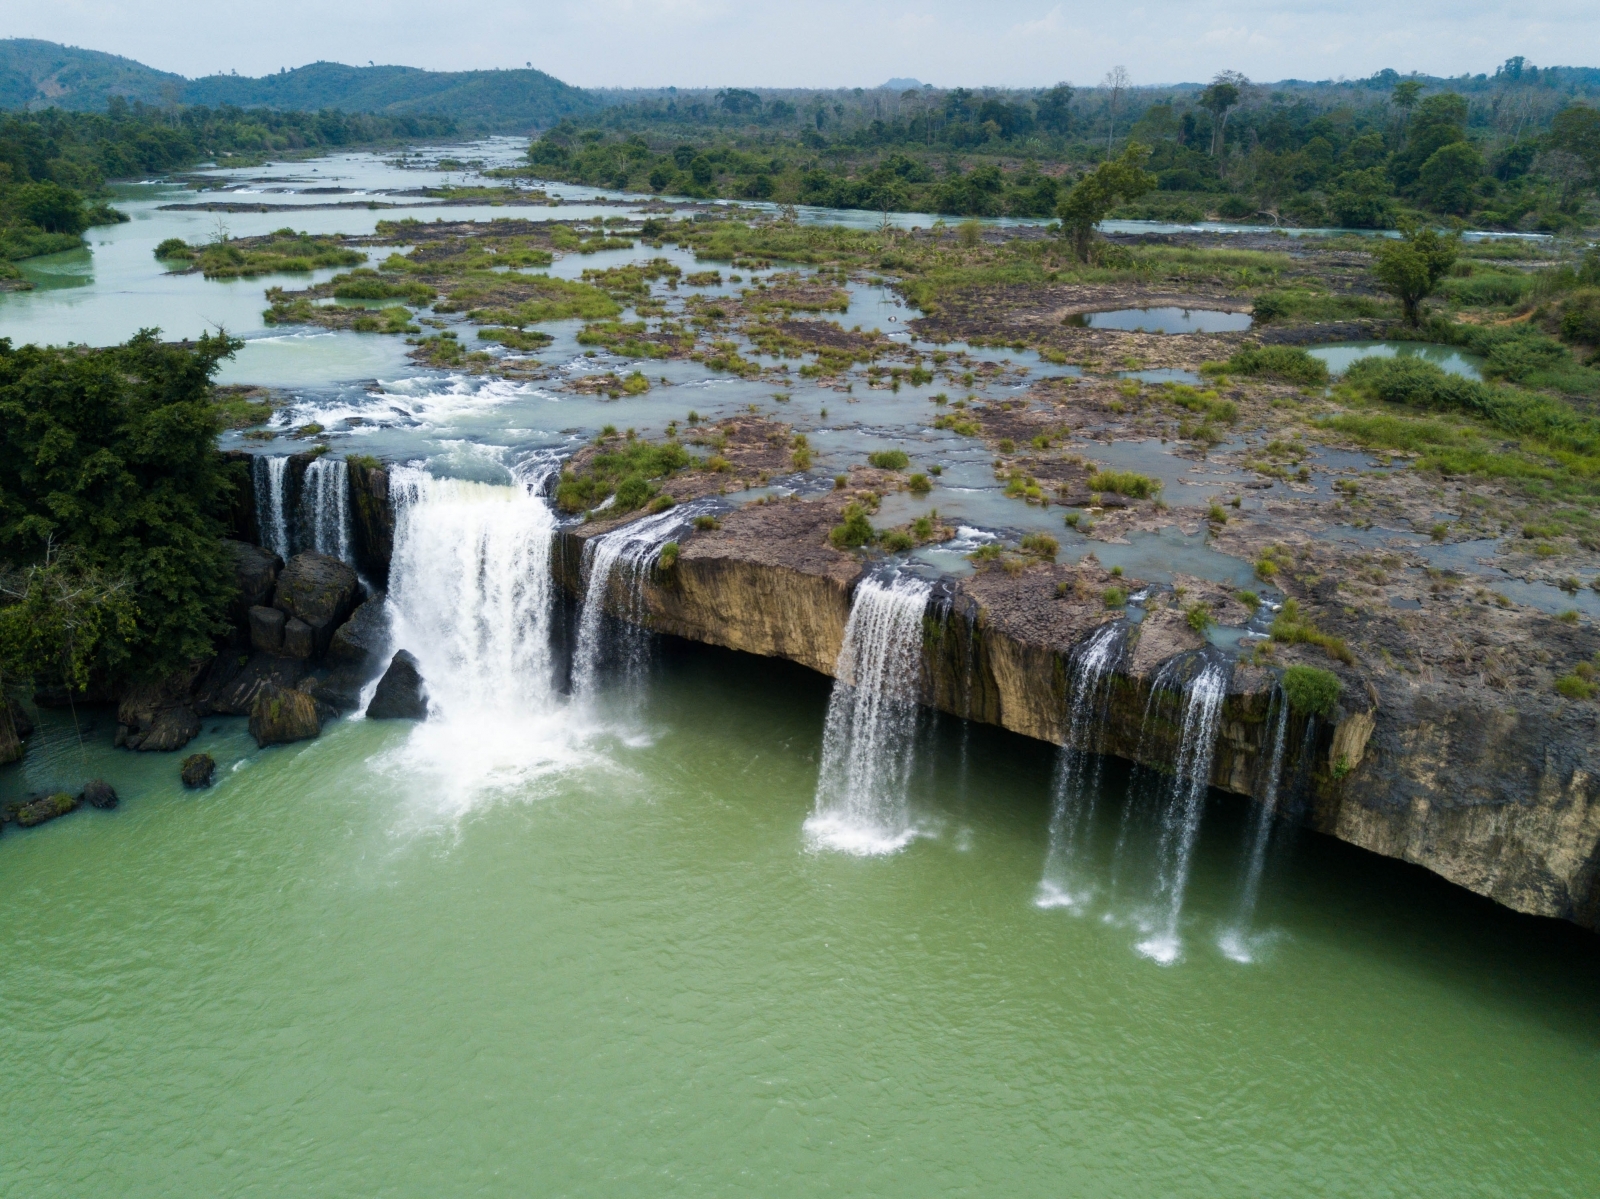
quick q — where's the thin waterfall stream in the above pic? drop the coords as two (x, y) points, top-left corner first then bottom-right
(1136, 653), (1230, 965)
(302, 456), (354, 564)
(253, 454), (291, 560)
(1219, 684), (1292, 962)
(1037, 621), (1127, 910)
(805, 571), (933, 855)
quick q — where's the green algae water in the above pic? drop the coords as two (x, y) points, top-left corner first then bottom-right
(4, 645), (1599, 1196)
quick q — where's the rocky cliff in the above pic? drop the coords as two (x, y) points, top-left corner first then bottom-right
(555, 496), (1598, 933)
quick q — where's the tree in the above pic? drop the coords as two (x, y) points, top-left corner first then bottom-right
(1199, 71), (1248, 156)
(1417, 141), (1484, 213)
(1372, 225), (1458, 325)
(1391, 80), (1424, 122)
(1548, 104), (1600, 178)
(1056, 143), (1155, 262)
(1036, 82), (1074, 136)
(10, 181), (89, 235)
(0, 330), (241, 683)
(1103, 67), (1130, 149)
(0, 539), (136, 698)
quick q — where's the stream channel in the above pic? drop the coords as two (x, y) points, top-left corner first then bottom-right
(2, 139), (1597, 1197)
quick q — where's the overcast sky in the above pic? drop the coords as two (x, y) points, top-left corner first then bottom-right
(8, 0), (1596, 88)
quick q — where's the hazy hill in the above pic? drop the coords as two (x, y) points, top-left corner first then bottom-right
(0, 39), (598, 131)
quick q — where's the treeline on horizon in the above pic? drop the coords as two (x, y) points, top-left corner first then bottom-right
(527, 59), (1600, 232)
(0, 99), (456, 265)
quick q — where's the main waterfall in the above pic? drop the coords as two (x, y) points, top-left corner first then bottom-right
(805, 572), (932, 855)
(381, 458), (584, 809)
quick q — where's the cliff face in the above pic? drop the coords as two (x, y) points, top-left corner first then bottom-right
(556, 502), (1599, 933)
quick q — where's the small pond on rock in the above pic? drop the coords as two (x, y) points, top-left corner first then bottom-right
(1306, 341), (1485, 380)
(1064, 307), (1253, 334)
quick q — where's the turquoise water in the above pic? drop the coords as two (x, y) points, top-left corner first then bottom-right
(4, 650), (1598, 1197)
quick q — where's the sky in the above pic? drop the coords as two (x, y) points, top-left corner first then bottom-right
(4, 0), (1596, 88)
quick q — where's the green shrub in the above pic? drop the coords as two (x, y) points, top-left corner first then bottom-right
(1271, 600), (1355, 665)
(1282, 664), (1342, 717)
(829, 503), (875, 548)
(868, 449), (910, 470)
(692, 515), (721, 531)
(154, 237), (193, 260)
(657, 541), (679, 570)
(907, 472), (931, 494)
(1020, 532), (1058, 558)
(1085, 470), (1159, 498)
(1186, 602), (1213, 633)
(880, 529), (915, 552)
(1553, 672), (1596, 700)
(1102, 587), (1127, 608)
(1216, 344), (1330, 386)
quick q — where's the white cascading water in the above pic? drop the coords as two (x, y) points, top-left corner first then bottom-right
(302, 456), (353, 563)
(805, 573), (932, 855)
(254, 455), (291, 560)
(571, 506), (691, 701)
(1036, 621), (1125, 911)
(1219, 684), (1291, 962)
(381, 458), (588, 812)
(1136, 655), (1229, 965)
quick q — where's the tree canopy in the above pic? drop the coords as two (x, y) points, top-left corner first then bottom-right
(0, 331), (241, 685)
(1057, 143), (1155, 261)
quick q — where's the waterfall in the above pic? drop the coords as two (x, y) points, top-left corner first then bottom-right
(571, 506), (695, 700)
(804, 572), (932, 855)
(387, 460), (560, 717)
(1219, 684), (1291, 962)
(1135, 654), (1229, 965)
(1036, 621), (1126, 910)
(302, 456), (353, 564)
(253, 455), (291, 560)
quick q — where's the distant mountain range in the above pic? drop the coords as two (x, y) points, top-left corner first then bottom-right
(0, 39), (599, 131)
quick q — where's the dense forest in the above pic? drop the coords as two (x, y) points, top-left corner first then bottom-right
(0, 102), (456, 263)
(527, 61), (1600, 232)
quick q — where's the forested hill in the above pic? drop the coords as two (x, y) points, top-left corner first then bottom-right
(0, 40), (598, 132)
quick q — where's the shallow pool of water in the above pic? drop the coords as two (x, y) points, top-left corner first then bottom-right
(1307, 340), (1485, 380)
(1065, 307), (1253, 334)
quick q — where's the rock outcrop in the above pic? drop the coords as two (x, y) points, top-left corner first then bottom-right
(272, 552), (360, 657)
(116, 660), (210, 752)
(553, 500), (1600, 933)
(80, 780), (118, 809)
(180, 754), (215, 788)
(366, 650), (427, 720)
(248, 684), (321, 747)
(348, 460), (394, 586)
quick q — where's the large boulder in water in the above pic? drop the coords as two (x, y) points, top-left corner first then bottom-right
(272, 553), (360, 657)
(180, 754), (215, 789)
(116, 661), (210, 752)
(248, 605), (286, 654)
(196, 652), (310, 717)
(327, 596), (389, 666)
(249, 684), (321, 747)
(80, 780), (118, 809)
(366, 650), (428, 720)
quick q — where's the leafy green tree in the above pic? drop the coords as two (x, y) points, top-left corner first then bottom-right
(1391, 80), (1424, 122)
(9, 181), (89, 235)
(1056, 143), (1155, 261)
(1548, 104), (1600, 178)
(0, 330), (241, 684)
(0, 540), (137, 697)
(1392, 93), (1468, 188)
(1372, 225), (1459, 325)
(1036, 83), (1074, 136)
(1199, 72), (1248, 156)
(1417, 141), (1485, 213)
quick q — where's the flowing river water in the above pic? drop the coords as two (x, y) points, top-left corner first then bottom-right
(3, 141), (1599, 1196)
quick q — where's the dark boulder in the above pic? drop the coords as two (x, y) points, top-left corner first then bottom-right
(80, 779), (119, 809)
(196, 652), (310, 716)
(273, 553), (360, 657)
(1, 698), (32, 766)
(180, 753), (216, 788)
(348, 460), (394, 587)
(283, 617), (316, 660)
(15, 791), (78, 828)
(227, 540), (283, 635)
(367, 650), (428, 720)
(116, 661), (210, 752)
(249, 605), (287, 653)
(328, 596), (389, 665)
(249, 684), (322, 747)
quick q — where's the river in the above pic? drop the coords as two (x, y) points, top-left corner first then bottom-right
(2, 139), (1597, 1198)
